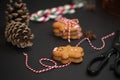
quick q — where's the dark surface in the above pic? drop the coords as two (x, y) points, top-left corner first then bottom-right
(0, 0), (120, 80)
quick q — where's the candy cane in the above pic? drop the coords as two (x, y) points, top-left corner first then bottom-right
(30, 9), (75, 22)
(30, 3), (84, 22)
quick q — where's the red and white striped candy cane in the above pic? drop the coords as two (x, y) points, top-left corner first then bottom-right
(29, 3), (84, 22)
(30, 9), (75, 22)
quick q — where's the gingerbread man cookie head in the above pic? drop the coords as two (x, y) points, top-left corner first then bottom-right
(52, 17), (83, 42)
(52, 45), (85, 64)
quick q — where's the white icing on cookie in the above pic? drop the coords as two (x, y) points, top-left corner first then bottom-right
(53, 47), (58, 51)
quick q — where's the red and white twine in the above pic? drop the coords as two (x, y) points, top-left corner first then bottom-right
(56, 17), (79, 42)
(56, 17), (79, 27)
(76, 32), (115, 50)
(23, 32), (115, 74)
(23, 53), (70, 74)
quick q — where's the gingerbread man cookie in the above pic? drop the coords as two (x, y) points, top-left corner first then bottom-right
(52, 45), (84, 64)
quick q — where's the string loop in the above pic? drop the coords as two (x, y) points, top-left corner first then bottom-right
(23, 53), (70, 74)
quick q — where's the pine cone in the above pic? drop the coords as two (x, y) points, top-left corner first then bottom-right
(5, 21), (34, 48)
(5, 0), (29, 25)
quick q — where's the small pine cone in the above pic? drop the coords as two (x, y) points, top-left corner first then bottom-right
(5, 0), (29, 25)
(5, 21), (34, 48)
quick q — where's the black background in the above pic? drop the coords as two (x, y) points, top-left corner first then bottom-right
(0, 0), (120, 80)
